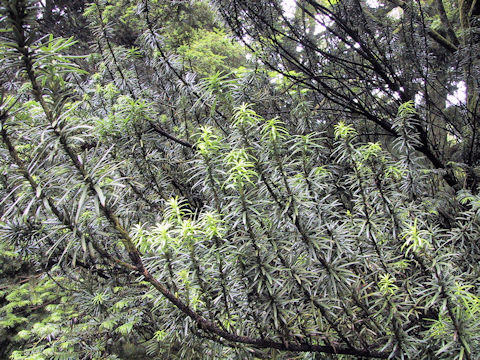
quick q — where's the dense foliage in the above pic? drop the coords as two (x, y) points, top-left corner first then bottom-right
(0, 0), (479, 359)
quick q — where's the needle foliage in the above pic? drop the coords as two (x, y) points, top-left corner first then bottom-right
(0, 0), (479, 359)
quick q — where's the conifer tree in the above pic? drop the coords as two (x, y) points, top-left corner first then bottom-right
(1, 0), (479, 359)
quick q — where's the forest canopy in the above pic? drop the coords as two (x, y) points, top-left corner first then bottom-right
(0, 0), (479, 359)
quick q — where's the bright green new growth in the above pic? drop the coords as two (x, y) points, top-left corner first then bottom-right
(1, 0), (480, 359)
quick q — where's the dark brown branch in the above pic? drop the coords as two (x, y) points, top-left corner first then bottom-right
(150, 122), (194, 148)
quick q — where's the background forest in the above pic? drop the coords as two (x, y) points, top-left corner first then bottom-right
(0, 0), (479, 359)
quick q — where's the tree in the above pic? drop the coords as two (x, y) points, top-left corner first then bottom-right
(214, 0), (480, 190)
(0, 0), (479, 359)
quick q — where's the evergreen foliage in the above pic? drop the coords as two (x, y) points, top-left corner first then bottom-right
(0, 0), (479, 359)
